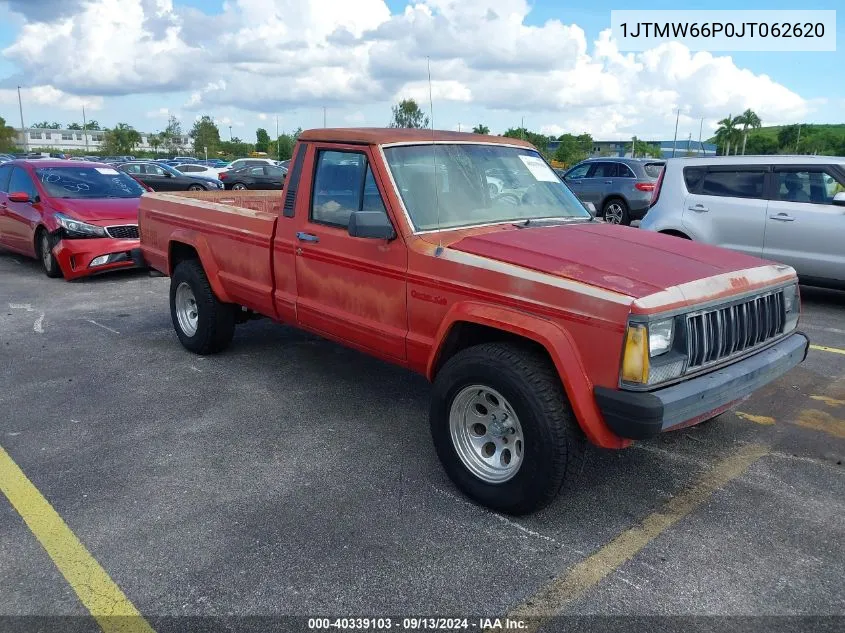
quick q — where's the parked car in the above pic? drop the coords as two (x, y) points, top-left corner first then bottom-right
(0, 154), (14, 163)
(219, 164), (286, 190)
(138, 128), (808, 515)
(0, 160), (145, 279)
(173, 163), (223, 179)
(562, 158), (665, 225)
(641, 156), (845, 289)
(220, 157), (280, 174)
(117, 161), (223, 191)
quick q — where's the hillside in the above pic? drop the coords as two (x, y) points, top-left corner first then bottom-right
(708, 123), (845, 155)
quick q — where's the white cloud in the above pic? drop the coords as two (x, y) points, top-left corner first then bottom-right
(0, 85), (103, 111)
(0, 0), (811, 138)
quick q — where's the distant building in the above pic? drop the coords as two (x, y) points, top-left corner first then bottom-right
(546, 138), (717, 159)
(13, 127), (190, 153)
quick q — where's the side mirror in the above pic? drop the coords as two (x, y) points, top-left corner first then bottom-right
(348, 210), (396, 240)
(8, 191), (31, 203)
(583, 202), (597, 217)
(833, 191), (845, 207)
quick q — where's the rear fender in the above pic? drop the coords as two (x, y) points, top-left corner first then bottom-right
(428, 301), (630, 449)
(168, 230), (233, 304)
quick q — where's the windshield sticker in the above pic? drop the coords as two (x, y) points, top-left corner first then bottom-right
(95, 167), (119, 175)
(518, 155), (558, 182)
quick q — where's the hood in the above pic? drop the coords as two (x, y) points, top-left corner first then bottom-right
(447, 222), (771, 299)
(47, 197), (141, 223)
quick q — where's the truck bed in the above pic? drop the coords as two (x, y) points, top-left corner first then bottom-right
(139, 190), (287, 319)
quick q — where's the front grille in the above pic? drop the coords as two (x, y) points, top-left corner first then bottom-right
(686, 290), (785, 370)
(106, 225), (139, 239)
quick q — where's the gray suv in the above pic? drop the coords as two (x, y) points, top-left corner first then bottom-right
(563, 158), (664, 225)
(641, 156), (845, 289)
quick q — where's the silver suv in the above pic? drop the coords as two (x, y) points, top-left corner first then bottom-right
(641, 156), (845, 289)
(562, 157), (665, 225)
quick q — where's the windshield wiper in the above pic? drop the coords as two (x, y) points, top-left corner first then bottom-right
(513, 217), (589, 228)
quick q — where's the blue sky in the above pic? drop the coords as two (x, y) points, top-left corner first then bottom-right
(0, 0), (841, 143)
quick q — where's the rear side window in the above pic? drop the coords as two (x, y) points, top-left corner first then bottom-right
(617, 163), (636, 178)
(700, 170), (765, 199)
(683, 167), (706, 192)
(9, 167), (38, 199)
(0, 164), (12, 192)
(589, 162), (618, 178)
(643, 163), (664, 178)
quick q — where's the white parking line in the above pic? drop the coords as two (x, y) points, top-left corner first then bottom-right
(85, 319), (120, 335)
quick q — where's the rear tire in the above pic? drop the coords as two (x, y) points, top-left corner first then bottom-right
(602, 198), (630, 225)
(36, 229), (63, 278)
(187, 184), (204, 191)
(169, 259), (235, 354)
(231, 183), (247, 191)
(430, 342), (585, 515)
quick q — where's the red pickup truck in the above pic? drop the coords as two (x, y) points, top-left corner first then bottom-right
(139, 128), (809, 514)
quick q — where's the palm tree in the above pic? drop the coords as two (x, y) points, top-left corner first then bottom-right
(472, 124), (490, 135)
(737, 109), (762, 155)
(715, 115), (738, 156)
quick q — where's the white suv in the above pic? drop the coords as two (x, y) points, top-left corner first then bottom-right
(641, 156), (845, 289)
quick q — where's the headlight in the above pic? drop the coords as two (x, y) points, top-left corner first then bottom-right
(783, 284), (800, 332)
(622, 324), (649, 384)
(649, 319), (674, 357)
(55, 214), (107, 238)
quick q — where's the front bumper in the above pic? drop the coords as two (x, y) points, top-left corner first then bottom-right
(53, 237), (145, 281)
(594, 332), (809, 440)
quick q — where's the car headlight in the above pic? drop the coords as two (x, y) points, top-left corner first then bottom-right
(621, 319), (684, 387)
(649, 319), (674, 357)
(56, 214), (107, 238)
(783, 283), (800, 332)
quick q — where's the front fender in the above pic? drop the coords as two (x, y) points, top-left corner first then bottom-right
(167, 230), (234, 305)
(427, 301), (630, 449)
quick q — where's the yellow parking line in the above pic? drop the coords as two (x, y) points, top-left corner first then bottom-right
(797, 410), (845, 439)
(501, 444), (769, 631)
(810, 344), (845, 356)
(735, 411), (775, 425)
(0, 446), (155, 633)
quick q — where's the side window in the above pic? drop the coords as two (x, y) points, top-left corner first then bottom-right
(776, 169), (843, 205)
(566, 163), (590, 179)
(617, 164), (636, 178)
(589, 162), (616, 178)
(0, 164), (13, 192)
(123, 164), (141, 174)
(9, 168), (38, 199)
(311, 151), (388, 228)
(683, 167), (706, 192)
(267, 167), (285, 178)
(248, 167), (264, 175)
(700, 170), (765, 199)
(147, 165), (166, 176)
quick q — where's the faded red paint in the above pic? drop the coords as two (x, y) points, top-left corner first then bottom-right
(139, 131), (799, 450)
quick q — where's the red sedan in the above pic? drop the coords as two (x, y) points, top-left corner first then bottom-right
(0, 159), (145, 280)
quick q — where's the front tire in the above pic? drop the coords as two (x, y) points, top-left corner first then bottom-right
(36, 229), (63, 278)
(187, 184), (204, 191)
(231, 183), (247, 191)
(169, 260), (235, 354)
(430, 342), (585, 515)
(602, 198), (630, 225)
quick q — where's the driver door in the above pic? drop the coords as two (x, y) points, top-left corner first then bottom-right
(293, 145), (408, 361)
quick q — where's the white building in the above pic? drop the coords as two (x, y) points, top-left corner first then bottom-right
(14, 127), (190, 154)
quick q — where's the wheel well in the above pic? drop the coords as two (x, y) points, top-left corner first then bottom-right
(599, 195), (627, 212)
(169, 241), (200, 273)
(432, 321), (552, 378)
(659, 229), (691, 240)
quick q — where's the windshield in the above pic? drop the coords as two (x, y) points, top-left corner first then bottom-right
(36, 166), (146, 199)
(383, 144), (590, 231)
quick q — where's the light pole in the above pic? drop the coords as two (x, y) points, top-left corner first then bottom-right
(229, 125), (233, 141)
(82, 104), (89, 153)
(17, 86), (27, 152)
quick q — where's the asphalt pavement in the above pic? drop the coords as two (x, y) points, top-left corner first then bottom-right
(0, 250), (843, 632)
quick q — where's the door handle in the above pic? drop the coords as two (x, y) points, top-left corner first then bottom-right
(769, 213), (795, 222)
(296, 232), (320, 243)
(688, 204), (709, 212)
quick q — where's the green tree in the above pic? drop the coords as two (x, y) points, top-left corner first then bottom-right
(0, 116), (17, 152)
(715, 115), (739, 155)
(777, 125), (800, 152)
(389, 98), (429, 129)
(272, 133), (296, 161)
(102, 123), (141, 155)
(31, 121), (51, 129)
(67, 122), (83, 130)
(218, 137), (254, 158)
(255, 128), (270, 153)
(744, 134), (778, 155)
(161, 115), (183, 155)
(737, 109), (762, 155)
(632, 138), (663, 158)
(503, 127), (550, 154)
(472, 124), (490, 135)
(85, 120), (101, 131)
(149, 134), (161, 155)
(190, 115), (221, 157)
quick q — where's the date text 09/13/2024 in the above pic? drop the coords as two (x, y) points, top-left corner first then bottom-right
(307, 617), (527, 630)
